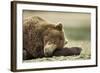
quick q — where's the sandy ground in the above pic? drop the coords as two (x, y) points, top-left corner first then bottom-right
(24, 40), (90, 62)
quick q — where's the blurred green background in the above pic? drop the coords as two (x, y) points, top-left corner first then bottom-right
(23, 10), (91, 60)
(23, 10), (91, 41)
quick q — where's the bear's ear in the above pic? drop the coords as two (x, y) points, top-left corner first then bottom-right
(56, 23), (63, 31)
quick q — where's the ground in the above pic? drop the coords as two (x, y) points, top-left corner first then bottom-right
(24, 40), (90, 62)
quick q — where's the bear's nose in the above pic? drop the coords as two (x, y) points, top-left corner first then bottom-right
(44, 43), (57, 57)
(45, 52), (52, 57)
(44, 47), (53, 57)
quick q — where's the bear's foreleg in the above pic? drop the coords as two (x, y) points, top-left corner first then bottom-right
(53, 47), (82, 56)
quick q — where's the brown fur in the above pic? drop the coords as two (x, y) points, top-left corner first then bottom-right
(23, 16), (65, 58)
(53, 47), (82, 56)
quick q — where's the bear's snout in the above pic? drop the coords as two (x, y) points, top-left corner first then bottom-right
(44, 42), (57, 57)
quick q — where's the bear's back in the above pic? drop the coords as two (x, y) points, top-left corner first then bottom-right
(23, 16), (48, 27)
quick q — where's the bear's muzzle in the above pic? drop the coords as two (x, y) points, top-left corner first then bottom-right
(44, 42), (57, 57)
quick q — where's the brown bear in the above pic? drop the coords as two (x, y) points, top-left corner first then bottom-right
(23, 16), (67, 59)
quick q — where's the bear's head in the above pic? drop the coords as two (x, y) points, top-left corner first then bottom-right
(43, 23), (65, 57)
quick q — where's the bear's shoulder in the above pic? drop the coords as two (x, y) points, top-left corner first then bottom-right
(24, 16), (57, 31)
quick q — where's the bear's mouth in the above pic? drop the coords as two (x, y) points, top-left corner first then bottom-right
(44, 43), (57, 57)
